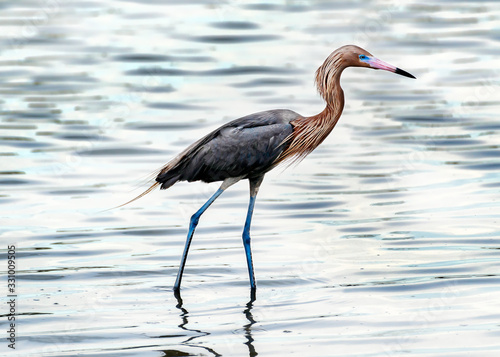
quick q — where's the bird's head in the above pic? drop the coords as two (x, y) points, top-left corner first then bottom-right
(315, 45), (415, 104)
(343, 45), (415, 79)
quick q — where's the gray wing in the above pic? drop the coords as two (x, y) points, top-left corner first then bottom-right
(156, 109), (299, 188)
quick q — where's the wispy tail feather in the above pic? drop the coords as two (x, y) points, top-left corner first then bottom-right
(102, 157), (184, 212)
(102, 181), (161, 212)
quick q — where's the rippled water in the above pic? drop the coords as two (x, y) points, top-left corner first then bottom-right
(2, 0), (500, 356)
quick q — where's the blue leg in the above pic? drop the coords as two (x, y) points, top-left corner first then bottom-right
(174, 187), (224, 291)
(243, 194), (257, 289)
(243, 176), (264, 290)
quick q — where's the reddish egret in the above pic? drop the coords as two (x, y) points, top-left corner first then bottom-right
(125, 45), (415, 292)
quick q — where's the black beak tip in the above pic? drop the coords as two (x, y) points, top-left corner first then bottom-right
(395, 67), (416, 79)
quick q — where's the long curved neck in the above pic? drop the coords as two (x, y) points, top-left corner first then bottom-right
(315, 49), (346, 109)
(314, 64), (345, 126)
(276, 58), (346, 164)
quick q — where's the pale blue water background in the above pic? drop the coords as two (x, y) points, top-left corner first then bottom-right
(1, 0), (500, 356)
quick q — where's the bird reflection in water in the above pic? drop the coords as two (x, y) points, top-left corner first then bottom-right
(243, 295), (258, 357)
(172, 290), (258, 357)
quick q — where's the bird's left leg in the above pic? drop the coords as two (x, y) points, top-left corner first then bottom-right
(242, 175), (264, 291)
(174, 177), (240, 291)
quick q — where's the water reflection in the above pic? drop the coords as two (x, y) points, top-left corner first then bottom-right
(172, 290), (258, 357)
(243, 295), (258, 357)
(169, 291), (220, 356)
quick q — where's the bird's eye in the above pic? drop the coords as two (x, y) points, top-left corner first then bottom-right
(359, 55), (368, 60)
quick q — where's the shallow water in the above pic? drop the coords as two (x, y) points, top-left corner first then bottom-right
(1, 0), (500, 356)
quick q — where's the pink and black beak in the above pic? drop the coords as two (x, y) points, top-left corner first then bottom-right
(359, 54), (416, 79)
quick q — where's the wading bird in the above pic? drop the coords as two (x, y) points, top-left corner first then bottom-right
(125, 45), (415, 292)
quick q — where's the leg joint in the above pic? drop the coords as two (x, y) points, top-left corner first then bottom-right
(190, 213), (200, 226)
(242, 232), (251, 245)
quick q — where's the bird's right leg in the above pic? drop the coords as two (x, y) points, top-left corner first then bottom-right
(242, 175), (264, 292)
(174, 177), (240, 291)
